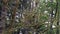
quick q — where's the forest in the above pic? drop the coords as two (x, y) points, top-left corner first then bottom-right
(0, 0), (60, 34)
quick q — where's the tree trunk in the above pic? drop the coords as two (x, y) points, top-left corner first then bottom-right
(56, 0), (59, 34)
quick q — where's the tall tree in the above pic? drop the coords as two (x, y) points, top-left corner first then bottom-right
(55, 0), (59, 34)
